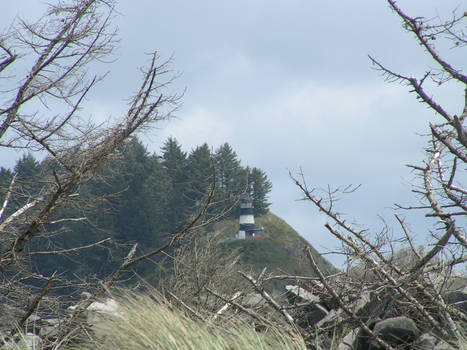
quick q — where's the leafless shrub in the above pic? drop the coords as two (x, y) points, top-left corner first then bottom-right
(286, 1), (466, 348)
(0, 0), (214, 347)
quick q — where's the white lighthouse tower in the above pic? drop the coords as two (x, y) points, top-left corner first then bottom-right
(236, 194), (263, 239)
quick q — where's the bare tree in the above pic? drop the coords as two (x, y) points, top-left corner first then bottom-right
(289, 1), (466, 348)
(0, 0), (198, 346)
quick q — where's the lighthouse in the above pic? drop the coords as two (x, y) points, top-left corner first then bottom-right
(236, 194), (263, 239)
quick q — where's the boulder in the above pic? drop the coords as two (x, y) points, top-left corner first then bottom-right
(86, 298), (125, 324)
(414, 333), (437, 350)
(444, 286), (467, 315)
(68, 296), (125, 325)
(285, 285), (320, 304)
(337, 329), (358, 350)
(3, 332), (43, 350)
(354, 319), (380, 350)
(371, 316), (420, 349)
(285, 285), (328, 327)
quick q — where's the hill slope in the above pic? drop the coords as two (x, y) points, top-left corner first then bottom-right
(213, 212), (337, 277)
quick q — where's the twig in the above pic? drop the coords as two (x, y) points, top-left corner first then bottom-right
(238, 271), (295, 325)
(10, 273), (56, 337)
(168, 291), (205, 321)
(305, 247), (393, 350)
(212, 291), (242, 321)
(206, 287), (274, 327)
(0, 174), (16, 222)
(29, 238), (111, 255)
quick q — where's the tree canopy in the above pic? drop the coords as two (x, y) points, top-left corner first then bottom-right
(1, 137), (272, 280)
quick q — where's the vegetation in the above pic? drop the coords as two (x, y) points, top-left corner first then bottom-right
(0, 136), (273, 281)
(0, 0), (465, 349)
(215, 212), (336, 277)
(72, 289), (307, 350)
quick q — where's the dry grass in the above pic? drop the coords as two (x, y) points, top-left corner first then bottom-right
(71, 290), (306, 350)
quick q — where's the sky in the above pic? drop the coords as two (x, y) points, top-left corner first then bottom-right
(1, 1), (465, 267)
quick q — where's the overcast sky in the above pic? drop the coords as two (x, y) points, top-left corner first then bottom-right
(1, 1), (465, 266)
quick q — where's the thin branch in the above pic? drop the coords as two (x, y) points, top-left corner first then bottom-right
(386, 0), (467, 84)
(239, 271), (295, 325)
(212, 291), (242, 321)
(305, 247), (393, 350)
(0, 196), (44, 232)
(29, 237), (110, 256)
(10, 273), (55, 337)
(0, 173), (17, 222)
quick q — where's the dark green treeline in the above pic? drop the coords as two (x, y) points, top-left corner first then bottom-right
(0, 137), (272, 281)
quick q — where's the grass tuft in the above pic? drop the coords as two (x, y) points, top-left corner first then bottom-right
(72, 290), (306, 350)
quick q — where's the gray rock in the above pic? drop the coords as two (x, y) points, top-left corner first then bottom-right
(338, 328), (358, 350)
(285, 285), (320, 304)
(354, 319), (380, 350)
(39, 318), (60, 338)
(351, 291), (371, 314)
(3, 333), (43, 350)
(316, 307), (343, 328)
(285, 284), (328, 327)
(24, 333), (42, 350)
(372, 316), (420, 348)
(303, 303), (328, 327)
(433, 340), (455, 350)
(414, 333), (437, 350)
(444, 288), (467, 315)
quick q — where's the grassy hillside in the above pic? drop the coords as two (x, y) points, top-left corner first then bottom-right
(213, 212), (337, 277)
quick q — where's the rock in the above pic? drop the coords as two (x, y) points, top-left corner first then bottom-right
(300, 303), (328, 327)
(354, 319), (380, 350)
(3, 333), (43, 350)
(444, 287), (467, 315)
(316, 307), (343, 328)
(39, 318), (60, 338)
(414, 333), (437, 350)
(285, 285), (328, 328)
(87, 298), (125, 324)
(433, 340), (455, 350)
(338, 328), (358, 350)
(24, 333), (42, 350)
(371, 316), (420, 348)
(241, 293), (266, 308)
(351, 291), (371, 314)
(285, 285), (320, 304)
(68, 296), (125, 325)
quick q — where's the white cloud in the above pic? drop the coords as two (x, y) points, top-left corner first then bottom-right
(159, 107), (231, 152)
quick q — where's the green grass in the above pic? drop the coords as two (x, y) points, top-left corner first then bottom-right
(214, 211), (337, 277)
(221, 238), (305, 274)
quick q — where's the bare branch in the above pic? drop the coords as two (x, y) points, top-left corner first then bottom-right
(0, 173), (16, 222)
(239, 270), (295, 325)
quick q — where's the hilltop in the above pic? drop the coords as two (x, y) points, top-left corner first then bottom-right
(212, 212), (337, 278)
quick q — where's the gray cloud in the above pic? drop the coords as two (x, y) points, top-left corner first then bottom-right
(1, 0), (464, 266)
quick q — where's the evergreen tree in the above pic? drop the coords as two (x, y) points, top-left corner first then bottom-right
(161, 137), (190, 231)
(142, 153), (172, 242)
(0, 166), (13, 198)
(186, 143), (212, 206)
(14, 153), (40, 179)
(111, 138), (156, 245)
(213, 143), (245, 216)
(161, 137), (187, 180)
(248, 167), (272, 216)
(214, 143), (242, 191)
(14, 153), (41, 193)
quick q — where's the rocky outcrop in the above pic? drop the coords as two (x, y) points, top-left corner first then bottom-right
(371, 316), (420, 349)
(0, 294), (124, 350)
(286, 277), (467, 350)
